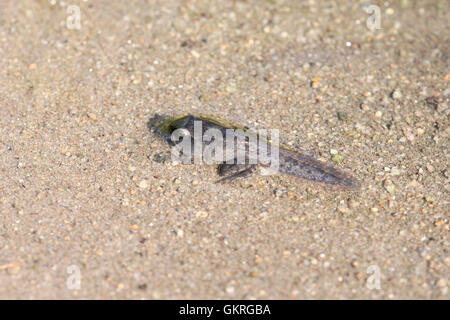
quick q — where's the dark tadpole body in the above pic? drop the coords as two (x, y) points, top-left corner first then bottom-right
(148, 113), (360, 190)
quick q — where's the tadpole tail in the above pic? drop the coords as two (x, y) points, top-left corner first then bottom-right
(280, 151), (361, 190)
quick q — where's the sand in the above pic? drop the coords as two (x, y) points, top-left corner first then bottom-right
(0, 0), (448, 299)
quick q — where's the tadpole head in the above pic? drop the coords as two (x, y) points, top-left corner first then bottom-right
(148, 113), (169, 132)
(148, 114), (195, 146)
(167, 115), (195, 131)
(147, 113), (172, 144)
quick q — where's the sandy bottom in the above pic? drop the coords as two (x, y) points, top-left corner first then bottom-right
(0, 0), (448, 299)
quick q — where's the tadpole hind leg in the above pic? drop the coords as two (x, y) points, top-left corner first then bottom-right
(216, 163), (258, 184)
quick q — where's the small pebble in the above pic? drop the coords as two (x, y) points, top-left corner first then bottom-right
(444, 257), (450, 268)
(391, 89), (402, 100)
(249, 271), (259, 278)
(337, 205), (349, 214)
(190, 50), (200, 58)
(331, 154), (344, 164)
(360, 103), (369, 111)
(138, 180), (149, 189)
(310, 77), (321, 88)
(436, 279), (447, 288)
(348, 199), (359, 208)
(226, 286), (235, 295)
(195, 211), (208, 218)
(386, 8), (395, 15)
